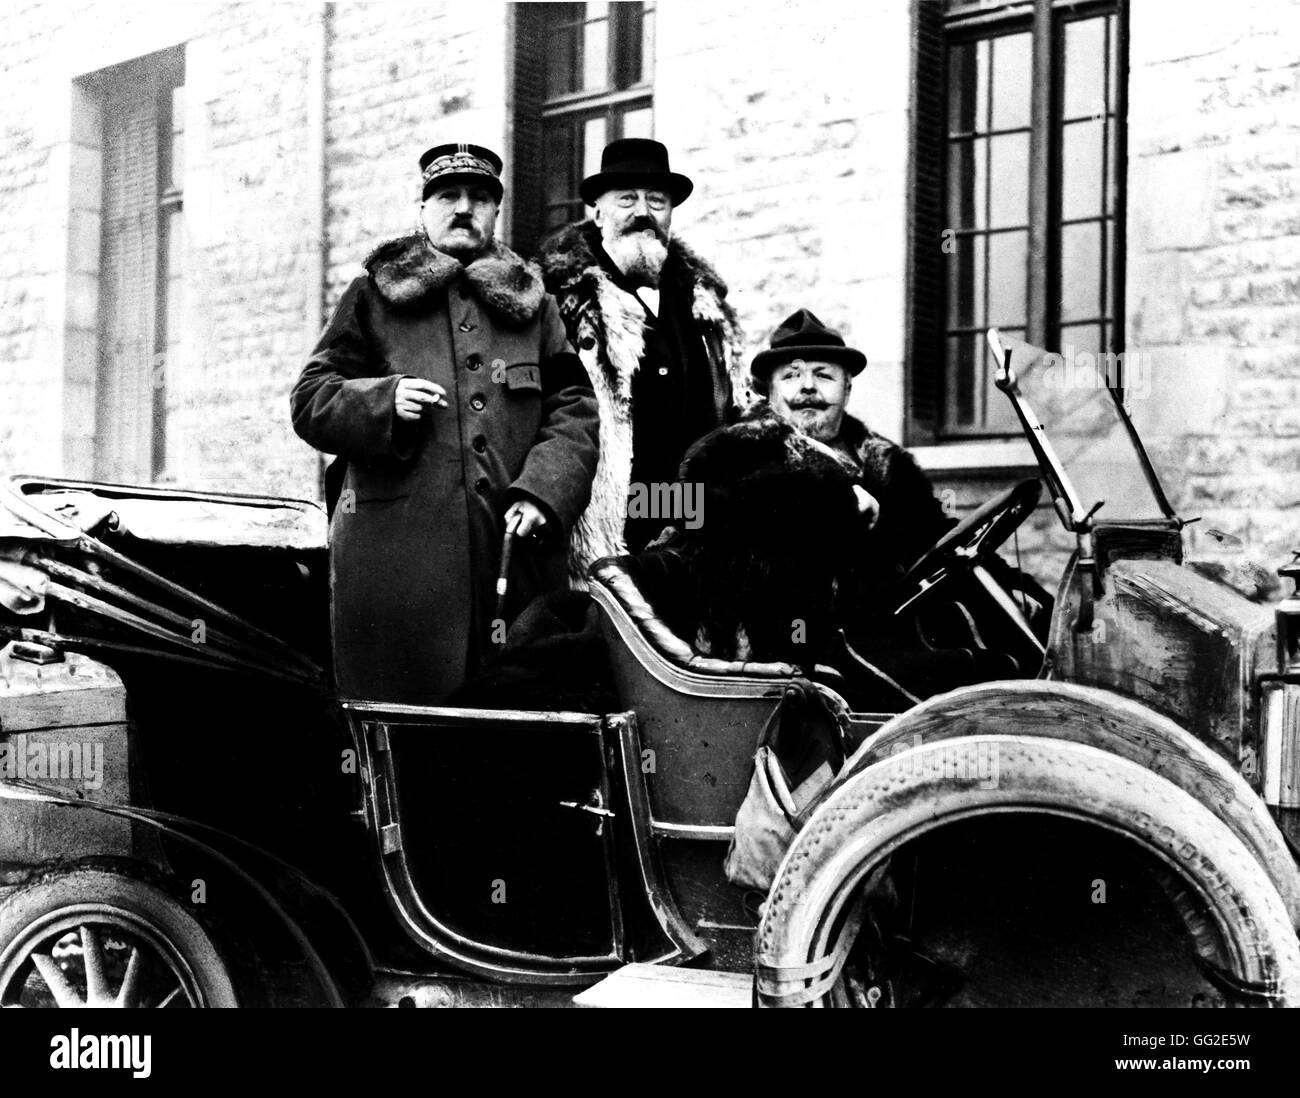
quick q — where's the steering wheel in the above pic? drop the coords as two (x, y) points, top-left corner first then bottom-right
(893, 478), (1042, 618)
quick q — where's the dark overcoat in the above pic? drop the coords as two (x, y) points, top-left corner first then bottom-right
(291, 234), (599, 704)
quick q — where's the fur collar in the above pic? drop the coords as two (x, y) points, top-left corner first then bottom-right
(836, 412), (905, 486)
(537, 218), (733, 313)
(741, 404), (900, 485)
(364, 233), (545, 326)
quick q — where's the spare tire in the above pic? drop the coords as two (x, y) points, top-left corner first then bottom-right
(757, 735), (1300, 1007)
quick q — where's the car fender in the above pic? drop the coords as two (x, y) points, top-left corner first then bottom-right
(798, 679), (1300, 926)
(757, 733), (1300, 1006)
(0, 779), (371, 1006)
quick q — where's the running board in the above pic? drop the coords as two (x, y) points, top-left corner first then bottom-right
(572, 963), (752, 1008)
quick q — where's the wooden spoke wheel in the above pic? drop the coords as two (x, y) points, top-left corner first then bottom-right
(0, 867), (239, 1008)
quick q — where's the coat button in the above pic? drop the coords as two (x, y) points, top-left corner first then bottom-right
(459, 320), (476, 332)
(470, 394), (486, 411)
(466, 353), (482, 371)
(579, 335), (596, 350)
(475, 477), (490, 495)
(658, 366), (669, 376)
(472, 435), (487, 453)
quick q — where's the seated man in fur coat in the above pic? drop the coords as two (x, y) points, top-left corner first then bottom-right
(634, 310), (1046, 708)
(537, 139), (750, 581)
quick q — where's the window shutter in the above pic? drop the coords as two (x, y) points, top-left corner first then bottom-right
(96, 80), (159, 483)
(509, 2), (548, 255)
(905, 0), (945, 446)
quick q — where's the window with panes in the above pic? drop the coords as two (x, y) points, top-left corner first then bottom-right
(908, 0), (1126, 442)
(511, 1), (655, 253)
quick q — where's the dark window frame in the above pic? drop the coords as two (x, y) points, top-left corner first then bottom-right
(510, 2), (655, 254)
(907, 0), (1128, 445)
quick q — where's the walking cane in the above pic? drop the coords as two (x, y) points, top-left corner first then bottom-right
(495, 512), (521, 624)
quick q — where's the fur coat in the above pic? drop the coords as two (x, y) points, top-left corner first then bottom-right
(537, 220), (751, 586)
(634, 409), (863, 667)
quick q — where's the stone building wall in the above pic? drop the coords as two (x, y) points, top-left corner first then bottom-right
(1126, 0), (1300, 594)
(0, 0), (1297, 594)
(655, 0), (912, 442)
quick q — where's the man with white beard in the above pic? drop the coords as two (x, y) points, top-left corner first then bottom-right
(538, 139), (749, 578)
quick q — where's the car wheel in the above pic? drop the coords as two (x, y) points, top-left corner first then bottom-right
(0, 865), (240, 1008)
(757, 735), (1300, 1007)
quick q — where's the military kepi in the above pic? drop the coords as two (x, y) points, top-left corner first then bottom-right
(419, 142), (504, 203)
(750, 309), (868, 393)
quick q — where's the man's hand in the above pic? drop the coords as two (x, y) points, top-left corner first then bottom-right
(394, 377), (448, 421)
(853, 484), (880, 531)
(504, 499), (549, 540)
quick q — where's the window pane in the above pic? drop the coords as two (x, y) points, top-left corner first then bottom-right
(987, 230), (1028, 328)
(989, 32), (1031, 131)
(1105, 217), (1115, 321)
(947, 138), (986, 230)
(546, 23), (578, 97)
(582, 115), (605, 179)
(987, 130), (1028, 227)
(620, 106), (652, 139)
(583, 6), (610, 91)
(1061, 222), (1102, 322)
(545, 121), (575, 213)
(1062, 119), (1103, 220)
(1059, 322), (1103, 358)
(947, 232), (985, 328)
(1106, 117), (1119, 214)
(948, 41), (981, 134)
(1106, 14), (1118, 110)
(946, 334), (978, 428)
(1063, 16), (1106, 120)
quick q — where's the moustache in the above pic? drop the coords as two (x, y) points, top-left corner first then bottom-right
(789, 400), (830, 411)
(622, 217), (667, 242)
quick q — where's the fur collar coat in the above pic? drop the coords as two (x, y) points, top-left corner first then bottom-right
(364, 233), (545, 323)
(291, 231), (599, 704)
(537, 220), (751, 585)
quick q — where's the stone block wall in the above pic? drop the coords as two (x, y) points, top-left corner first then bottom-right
(1128, 0), (1300, 593)
(1, 0), (1297, 603)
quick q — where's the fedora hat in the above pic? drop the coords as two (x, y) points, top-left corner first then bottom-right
(579, 138), (693, 206)
(750, 309), (867, 393)
(419, 142), (504, 203)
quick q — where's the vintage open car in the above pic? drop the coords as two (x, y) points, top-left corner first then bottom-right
(2, 330), (1299, 1008)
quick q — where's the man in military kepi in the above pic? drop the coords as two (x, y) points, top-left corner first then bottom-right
(291, 142), (600, 704)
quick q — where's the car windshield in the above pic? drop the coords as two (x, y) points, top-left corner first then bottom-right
(992, 333), (1174, 527)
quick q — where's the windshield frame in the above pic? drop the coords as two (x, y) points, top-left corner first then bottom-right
(986, 329), (1179, 533)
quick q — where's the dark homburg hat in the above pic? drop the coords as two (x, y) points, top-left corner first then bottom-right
(579, 138), (694, 206)
(419, 142), (504, 203)
(750, 309), (868, 393)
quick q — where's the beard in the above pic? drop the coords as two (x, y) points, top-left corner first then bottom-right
(782, 403), (842, 443)
(602, 223), (669, 287)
